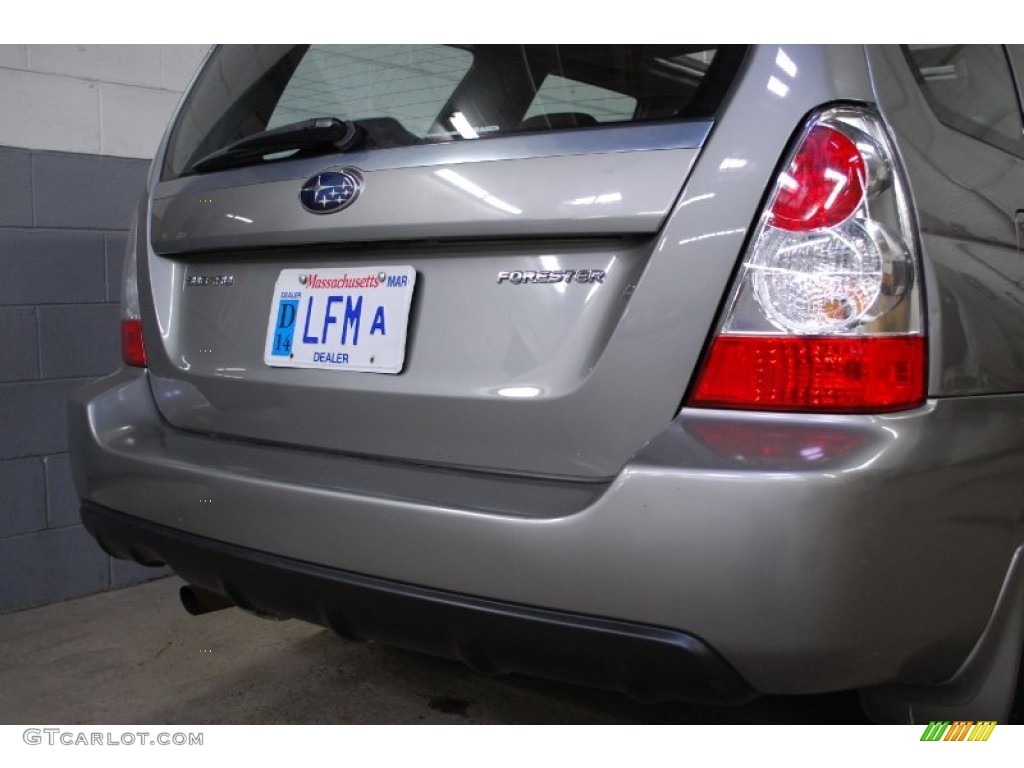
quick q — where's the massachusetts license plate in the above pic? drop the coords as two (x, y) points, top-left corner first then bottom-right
(264, 266), (416, 374)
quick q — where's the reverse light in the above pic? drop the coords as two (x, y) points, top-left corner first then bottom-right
(120, 211), (148, 367)
(751, 218), (910, 334)
(690, 107), (924, 413)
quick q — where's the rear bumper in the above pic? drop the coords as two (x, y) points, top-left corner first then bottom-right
(82, 501), (752, 704)
(70, 369), (1024, 695)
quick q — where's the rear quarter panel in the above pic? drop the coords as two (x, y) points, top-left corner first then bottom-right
(867, 45), (1024, 396)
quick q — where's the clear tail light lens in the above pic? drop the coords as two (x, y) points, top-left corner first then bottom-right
(120, 211), (147, 367)
(689, 106), (924, 413)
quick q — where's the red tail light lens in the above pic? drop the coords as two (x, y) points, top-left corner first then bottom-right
(690, 335), (925, 413)
(687, 107), (925, 415)
(121, 319), (147, 367)
(770, 125), (866, 232)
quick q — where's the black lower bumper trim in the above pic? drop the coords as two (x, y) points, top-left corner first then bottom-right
(82, 502), (754, 705)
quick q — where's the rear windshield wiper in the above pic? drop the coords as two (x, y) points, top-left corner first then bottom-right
(188, 117), (361, 174)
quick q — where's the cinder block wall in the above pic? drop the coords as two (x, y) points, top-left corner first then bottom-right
(0, 45), (207, 613)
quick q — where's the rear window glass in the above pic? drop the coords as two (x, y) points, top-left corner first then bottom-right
(268, 45), (474, 137)
(904, 44), (1024, 156)
(162, 44), (745, 180)
(523, 74), (638, 125)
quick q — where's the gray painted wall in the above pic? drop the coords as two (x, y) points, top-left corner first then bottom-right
(0, 46), (206, 613)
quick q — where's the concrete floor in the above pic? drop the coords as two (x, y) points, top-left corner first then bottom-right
(0, 577), (880, 724)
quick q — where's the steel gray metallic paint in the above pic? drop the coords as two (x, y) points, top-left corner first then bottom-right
(150, 148), (704, 252)
(70, 45), (1024, 698)
(139, 46), (887, 481)
(866, 45), (1024, 396)
(145, 148), (709, 479)
(70, 370), (1024, 692)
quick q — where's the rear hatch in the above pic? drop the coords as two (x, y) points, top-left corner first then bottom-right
(142, 44), (747, 479)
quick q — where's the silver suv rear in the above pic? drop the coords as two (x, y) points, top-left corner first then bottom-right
(70, 45), (1024, 723)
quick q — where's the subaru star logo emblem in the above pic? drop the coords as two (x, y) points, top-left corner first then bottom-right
(299, 169), (362, 214)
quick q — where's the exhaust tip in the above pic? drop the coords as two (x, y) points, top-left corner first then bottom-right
(179, 584), (234, 616)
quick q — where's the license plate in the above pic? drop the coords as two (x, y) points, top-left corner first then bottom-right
(264, 266), (416, 374)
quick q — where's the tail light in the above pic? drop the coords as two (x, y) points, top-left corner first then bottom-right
(120, 211), (147, 367)
(689, 106), (925, 413)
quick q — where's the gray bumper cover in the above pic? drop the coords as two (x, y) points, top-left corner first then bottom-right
(70, 369), (1024, 695)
